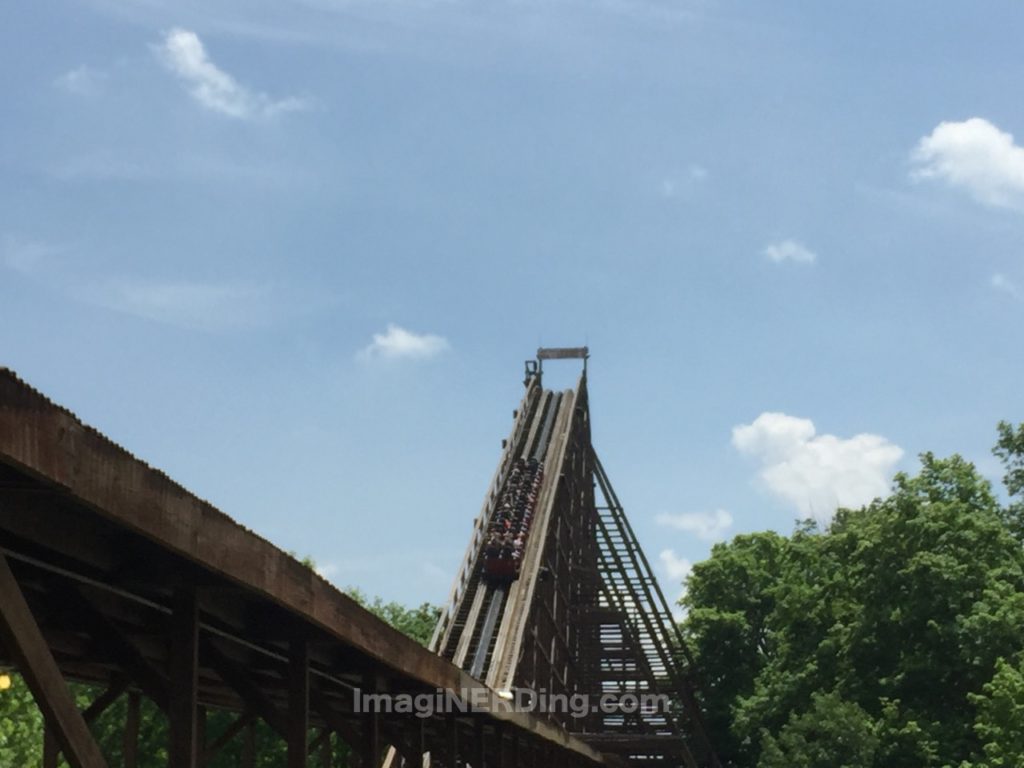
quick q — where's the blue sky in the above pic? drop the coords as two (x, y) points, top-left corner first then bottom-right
(2, 1), (1022, 607)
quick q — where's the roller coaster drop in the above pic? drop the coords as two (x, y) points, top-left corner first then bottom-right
(425, 349), (720, 768)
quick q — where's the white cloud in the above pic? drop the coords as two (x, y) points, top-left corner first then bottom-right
(54, 66), (106, 96)
(314, 563), (339, 581)
(358, 324), (450, 361)
(655, 509), (733, 542)
(659, 549), (692, 617)
(659, 549), (692, 582)
(732, 412), (903, 523)
(992, 273), (1022, 301)
(156, 28), (307, 119)
(911, 118), (1024, 210)
(78, 278), (271, 331)
(763, 239), (817, 265)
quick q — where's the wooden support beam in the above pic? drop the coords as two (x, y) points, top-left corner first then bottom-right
(123, 692), (140, 768)
(0, 554), (107, 768)
(308, 727), (331, 753)
(197, 705), (207, 762)
(82, 678), (129, 724)
(360, 672), (381, 768)
(473, 718), (485, 768)
(70, 591), (170, 712)
(34, 675), (130, 765)
(311, 684), (424, 768)
(315, 729), (333, 767)
(241, 719), (256, 768)
(168, 586), (199, 768)
(493, 725), (504, 768)
(508, 730), (518, 768)
(288, 634), (310, 768)
(309, 687), (362, 749)
(202, 638), (288, 736)
(313, 697), (427, 768)
(363, 705), (380, 768)
(388, 718), (425, 767)
(415, 718), (426, 767)
(43, 723), (59, 768)
(201, 711), (255, 765)
(446, 716), (459, 768)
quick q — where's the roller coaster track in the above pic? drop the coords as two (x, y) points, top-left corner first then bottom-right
(408, 357), (721, 768)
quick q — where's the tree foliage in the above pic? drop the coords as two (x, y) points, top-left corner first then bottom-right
(682, 426), (1024, 768)
(969, 655), (1024, 768)
(0, 673), (43, 767)
(346, 588), (441, 647)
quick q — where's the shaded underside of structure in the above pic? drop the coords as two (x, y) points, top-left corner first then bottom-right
(430, 365), (719, 768)
(0, 367), (609, 768)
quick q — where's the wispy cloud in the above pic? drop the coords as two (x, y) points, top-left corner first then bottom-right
(358, 324), (450, 361)
(3, 233), (321, 331)
(732, 412), (903, 524)
(660, 165), (708, 198)
(3, 236), (60, 276)
(77, 278), (272, 331)
(155, 28), (308, 119)
(655, 509), (732, 542)
(763, 239), (817, 265)
(992, 273), (1022, 301)
(54, 65), (107, 96)
(50, 150), (310, 186)
(911, 118), (1024, 211)
(50, 153), (150, 182)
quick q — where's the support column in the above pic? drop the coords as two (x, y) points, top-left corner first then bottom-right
(123, 692), (140, 768)
(197, 705), (207, 764)
(241, 719), (256, 768)
(415, 717), (426, 768)
(43, 723), (59, 768)
(168, 586), (199, 768)
(202, 712), (254, 766)
(287, 634), (310, 768)
(445, 716), (459, 768)
(493, 725), (504, 768)
(0, 554), (107, 768)
(473, 719), (485, 768)
(507, 731), (518, 768)
(363, 692), (380, 768)
(320, 730), (333, 768)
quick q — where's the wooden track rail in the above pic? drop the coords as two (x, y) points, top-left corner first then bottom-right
(422, 367), (721, 768)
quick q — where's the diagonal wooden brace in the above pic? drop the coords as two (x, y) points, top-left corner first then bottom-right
(0, 553), (108, 768)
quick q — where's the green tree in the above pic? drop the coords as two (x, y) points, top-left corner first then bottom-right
(682, 434), (1024, 768)
(994, 421), (1024, 542)
(683, 531), (789, 765)
(346, 588), (441, 647)
(968, 655), (1024, 768)
(758, 691), (879, 768)
(0, 672), (43, 767)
